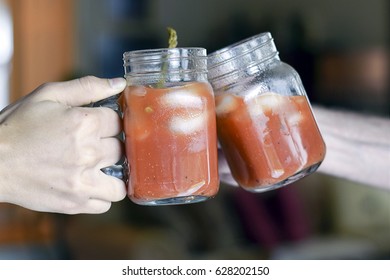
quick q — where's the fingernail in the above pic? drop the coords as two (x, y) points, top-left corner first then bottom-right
(109, 77), (127, 90)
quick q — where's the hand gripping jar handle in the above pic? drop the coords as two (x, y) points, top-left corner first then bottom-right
(90, 94), (128, 182)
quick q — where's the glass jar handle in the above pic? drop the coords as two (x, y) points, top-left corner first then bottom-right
(89, 94), (128, 182)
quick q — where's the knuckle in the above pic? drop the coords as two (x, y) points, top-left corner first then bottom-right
(30, 82), (59, 100)
(78, 75), (100, 93)
(63, 172), (85, 192)
(79, 169), (96, 187)
(59, 178), (89, 214)
(68, 108), (101, 137)
(38, 81), (57, 92)
(81, 147), (100, 166)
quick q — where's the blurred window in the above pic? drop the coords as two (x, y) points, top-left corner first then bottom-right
(0, 0), (13, 109)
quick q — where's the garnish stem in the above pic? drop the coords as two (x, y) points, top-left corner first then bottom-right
(157, 27), (178, 88)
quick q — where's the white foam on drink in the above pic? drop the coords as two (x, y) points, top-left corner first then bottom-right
(280, 114), (308, 169)
(131, 86), (147, 96)
(260, 93), (283, 109)
(215, 94), (238, 115)
(286, 110), (302, 125)
(161, 90), (203, 109)
(169, 113), (206, 134)
(247, 93), (283, 117)
(178, 180), (205, 196)
(271, 168), (285, 178)
(246, 93), (287, 178)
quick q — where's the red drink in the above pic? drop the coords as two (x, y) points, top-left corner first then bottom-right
(215, 92), (326, 191)
(123, 82), (219, 204)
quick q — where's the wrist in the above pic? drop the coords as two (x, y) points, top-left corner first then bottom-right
(0, 123), (13, 203)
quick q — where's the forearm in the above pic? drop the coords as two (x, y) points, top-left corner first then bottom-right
(313, 105), (390, 190)
(0, 115), (13, 202)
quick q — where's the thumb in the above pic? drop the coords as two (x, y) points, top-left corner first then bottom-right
(35, 76), (127, 107)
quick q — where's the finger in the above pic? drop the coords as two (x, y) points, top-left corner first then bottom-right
(80, 199), (113, 214)
(88, 173), (127, 203)
(95, 107), (123, 138)
(69, 106), (122, 139)
(96, 137), (124, 169)
(35, 76), (127, 107)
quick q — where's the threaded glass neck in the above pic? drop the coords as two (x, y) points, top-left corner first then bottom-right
(123, 48), (208, 86)
(208, 32), (279, 90)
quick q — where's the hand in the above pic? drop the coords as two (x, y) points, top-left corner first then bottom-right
(0, 76), (127, 214)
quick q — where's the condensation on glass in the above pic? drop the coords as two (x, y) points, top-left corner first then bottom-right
(208, 32), (326, 192)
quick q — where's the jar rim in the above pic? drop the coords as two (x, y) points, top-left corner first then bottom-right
(208, 32), (273, 67)
(123, 47), (208, 82)
(123, 47), (207, 60)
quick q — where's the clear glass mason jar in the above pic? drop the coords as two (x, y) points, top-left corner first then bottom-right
(122, 48), (219, 205)
(208, 32), (326, 192)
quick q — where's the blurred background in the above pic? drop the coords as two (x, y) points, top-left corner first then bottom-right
(0, 0), (389, 259)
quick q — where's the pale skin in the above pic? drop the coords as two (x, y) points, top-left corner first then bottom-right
(0, 76), (127, 214)
(219, 105), (390, 190)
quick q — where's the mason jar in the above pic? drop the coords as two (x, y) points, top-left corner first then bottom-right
(208, 32), (326, 192)
(122, 48), (219, 205)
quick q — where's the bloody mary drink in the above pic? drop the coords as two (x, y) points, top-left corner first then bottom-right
(215, 92), (326, 191)
(123, 82), (219, 205)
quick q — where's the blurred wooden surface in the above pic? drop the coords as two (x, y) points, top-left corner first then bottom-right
(8, 0), (75, 102)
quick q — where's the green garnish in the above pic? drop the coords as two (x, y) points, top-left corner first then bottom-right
(157, 27), (178, 88)
(167, 27), (178, 48)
